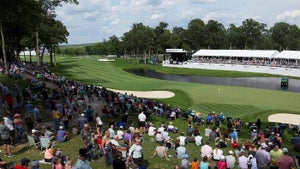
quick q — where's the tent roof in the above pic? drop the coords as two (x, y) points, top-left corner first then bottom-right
(192, 49), (279, 58)
(275, 50), (300, 60)
(166, 49), (187, 53)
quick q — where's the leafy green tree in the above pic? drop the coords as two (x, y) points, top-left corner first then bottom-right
(168, 27), (185, 49)
(39, 18), (69, 65)
(185, 19), (206, 50)
(205, 20), (227, 49)
(240, 18), (266, 49)
(270, 22), (300, 50)
(154, 22), (171, 54)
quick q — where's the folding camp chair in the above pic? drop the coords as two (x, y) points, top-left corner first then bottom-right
(27, 135), (40, 150)
(116, 146), (128, 160)
(40, 137), (50, 153)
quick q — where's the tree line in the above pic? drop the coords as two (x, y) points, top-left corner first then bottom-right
(0, 0), (78, 74)
(58, 19), (300, 59)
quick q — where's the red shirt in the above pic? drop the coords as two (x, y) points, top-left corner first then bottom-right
(15, 164), (28, 169)
(277, 155), (294, 169)
(216, 161), (228, 169)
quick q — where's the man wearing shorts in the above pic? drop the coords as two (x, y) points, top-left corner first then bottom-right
(138, 112), (146, 134)
(0, 118), (12, 157)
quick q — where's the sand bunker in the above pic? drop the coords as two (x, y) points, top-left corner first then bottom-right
(98, 58), (115, 62)
(268, 113), (300, 125)
(107, 88), (175, 99)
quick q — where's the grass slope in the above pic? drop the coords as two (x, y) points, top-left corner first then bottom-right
(9, 55), (299, 169)
(49, 55), (300, 120)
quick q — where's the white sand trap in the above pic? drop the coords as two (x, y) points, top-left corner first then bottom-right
(107, 88), (175, 99)
(268, 113), (300, 125)
(98, 58), (115, 62)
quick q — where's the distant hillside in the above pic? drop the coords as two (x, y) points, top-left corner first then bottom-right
(59, 42), (98, 48)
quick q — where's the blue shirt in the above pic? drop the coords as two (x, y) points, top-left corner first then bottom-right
(57, 130), (66, 142)
(75, 159), (91, 169)
(25, 103), (33, 113)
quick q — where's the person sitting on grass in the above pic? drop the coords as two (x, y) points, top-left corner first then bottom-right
(44, 143), (56, 163)
(176, 144), (186, 159)
(113, 151), (126, 169)
(191, 157), (199, 169)
(56, 126), (70, 143)
(15, 158), (30, 169)
(75, 148), (92, 169)
(215, 156), (227, 169)
(200, 156), (211, 169)
(152, 142), (170, 161)
(180, 153), (190, 168)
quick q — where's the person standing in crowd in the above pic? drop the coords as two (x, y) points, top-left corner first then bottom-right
(80, 123), (94, 161)
(128, 138), (143, 167)
(108, 125), (115, 139)
(85, 105), (94, 124)
(0, 118), (12, 157)
(95, 113), (103, 133)
(78, 113), (88, 130)
(102, 130), (113, 167)
(13, 113), (24, 142)
(52, 107), (61, 131)
(255, 143), (271, 169)
(75, 148), (92, 169)
(138, 111), (146, 135)
(3, 114), (14, 146)
(270, 144), (283, 169)
(277, 147), (294, 169)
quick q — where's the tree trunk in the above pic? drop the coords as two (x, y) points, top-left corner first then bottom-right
(50, 44), (53, 65)
(144, 51), (146, 64)
(0, 22), (8, 75)
(36, 31), (40, 67)
(54, 45), (57, 66)
(41, 46), (45, 63)
(29, 50), (32, 63)
(23, 51), (26, 63)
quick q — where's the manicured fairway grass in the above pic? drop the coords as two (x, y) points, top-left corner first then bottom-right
(10, 55), (300, 169)
(49, 55), (300, 120)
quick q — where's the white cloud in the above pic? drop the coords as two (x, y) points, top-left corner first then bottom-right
(276, 10), (300, 20)
(54, 0), (300, 44)
(111, 18), (120, 25)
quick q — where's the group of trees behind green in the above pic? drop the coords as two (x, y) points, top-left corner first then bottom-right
(58, 19), (300, 58)
(0, 0), (78, 74)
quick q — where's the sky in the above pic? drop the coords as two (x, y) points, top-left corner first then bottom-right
(55, 0), (300, 45)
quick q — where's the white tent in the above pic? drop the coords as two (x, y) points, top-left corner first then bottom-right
(275, 50), (300, 60)
(192, 49), (279, 58)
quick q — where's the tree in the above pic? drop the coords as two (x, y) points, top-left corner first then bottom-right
(35, 0), (78, 66)
(168, 27), (185, 49)
(185, 19), (206, 50)
(107, 35), (122, 57)
(240, 18), (266, 49)
(122, 23), (154, 61)
(154, 22), (171, 54)
(39, 18), (69, 65)
(0, 0), (41, 74)
(205, 20), (227, 49)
